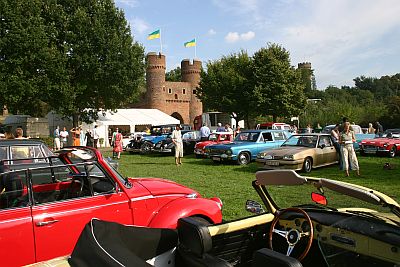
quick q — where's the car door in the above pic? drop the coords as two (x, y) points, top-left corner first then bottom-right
(30, 163), (133, 262)
(317, 136), (336, 165)
(0, 167), (35, 267)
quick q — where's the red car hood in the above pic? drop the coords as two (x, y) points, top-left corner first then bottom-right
(131, 177), (198, 197)
(195, 141), (216, 149)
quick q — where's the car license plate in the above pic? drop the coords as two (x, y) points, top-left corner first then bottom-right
(265, 160), (279, 166)
(212, 157), (221, 161)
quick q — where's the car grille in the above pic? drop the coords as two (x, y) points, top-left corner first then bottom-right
(363, 145), (377, 149)
(209, 149), (226, 155)
(272, 156), (283, 160)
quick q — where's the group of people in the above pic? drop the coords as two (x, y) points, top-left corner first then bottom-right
(2, 127), (27, 140)
(330, 118), (361, 177)
(199, 122), (241, 141)
(53, 125), (100, 150)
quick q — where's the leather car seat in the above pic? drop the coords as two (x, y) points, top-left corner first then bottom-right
(252, 248), (303, 267)
(176, 217), (233, 267)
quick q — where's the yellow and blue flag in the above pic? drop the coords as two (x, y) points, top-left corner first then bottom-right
(184, 39), (196, 47)
(147, 29), (160, 40)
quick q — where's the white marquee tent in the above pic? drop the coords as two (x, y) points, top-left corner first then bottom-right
(81, 109), (180, 147)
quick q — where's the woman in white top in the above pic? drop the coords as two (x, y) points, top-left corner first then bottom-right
(339, 122), (360, 177)
(171, 125), (183, 165)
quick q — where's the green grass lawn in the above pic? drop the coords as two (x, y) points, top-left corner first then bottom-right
(103, 149), (400, 221)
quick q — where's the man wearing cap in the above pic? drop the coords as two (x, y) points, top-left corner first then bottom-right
(171, 125), (183, 165)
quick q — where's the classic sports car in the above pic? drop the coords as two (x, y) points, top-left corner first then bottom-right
(205, 130), (290, 165)
(31, 170), (400, 267)
(360, 133), (400, 157)
(256, 134), (338, 173)
(194, 132), (234, 158)
(153, 130), (200, 155)
(0, 147), (222, 267)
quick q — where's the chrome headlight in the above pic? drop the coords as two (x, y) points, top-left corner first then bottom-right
(226, 149), (232, 155)
(264, 154), (273, 160)
(204, 148), (210, 153)
(283, 155), (294, 160)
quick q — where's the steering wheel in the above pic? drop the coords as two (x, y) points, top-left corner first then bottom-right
(269, 207), (314, 261)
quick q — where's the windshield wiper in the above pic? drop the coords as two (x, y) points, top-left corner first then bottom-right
(293, 204), (337, 211)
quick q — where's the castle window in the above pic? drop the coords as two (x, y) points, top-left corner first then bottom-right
(168, 88), (172, 94)
(182, 88), (186, 94)
(163, 86), (166, 92)
(174, 94), (178, 100)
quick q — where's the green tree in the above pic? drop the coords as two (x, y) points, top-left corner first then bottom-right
(0, 0), (57, 116)
(197, 50), (256, 128)
(253, 44), (307, 122)
(165, 67), (181, 82)
(43, 0), (145, 125)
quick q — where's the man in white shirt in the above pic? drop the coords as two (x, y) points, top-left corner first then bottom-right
(171, 125), (183, 165)
(93, 125), (100, 148)
(60, 127), (69, 148)
(199, 123), (211, 141)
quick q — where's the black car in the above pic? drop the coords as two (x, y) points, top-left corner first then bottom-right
(153, 130), (200, 155)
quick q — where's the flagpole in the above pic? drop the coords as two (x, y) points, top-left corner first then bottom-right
(159, 29), (163, 53)
(194, 38), (197, 59)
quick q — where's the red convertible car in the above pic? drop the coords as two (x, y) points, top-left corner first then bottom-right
(194, 132), (234, 158)
(360, 135), (400, 157)
(0, 147), (222, 267)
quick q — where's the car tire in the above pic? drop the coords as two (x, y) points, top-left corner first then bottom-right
(360, 150), (366, 156)
(195, 154), (203, 159)
(302, 157), (312, 173)
(189, 216), (211, 226)
(140, 142), (152, 154)
(237, 152), (250, 165)
(389, 146), (396, 158)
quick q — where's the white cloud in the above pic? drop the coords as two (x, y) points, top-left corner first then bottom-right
(115, 0), (139, 8)
(129, 17), (149, 34)
(225, 31), (255, 43)
(225, 32), (240, 43)
(208, 29), (217, 35)
(240, 31), (255, 41)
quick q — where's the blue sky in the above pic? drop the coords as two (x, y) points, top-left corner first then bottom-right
(115, 0), (400, 89)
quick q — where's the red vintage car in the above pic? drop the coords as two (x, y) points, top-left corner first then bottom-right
(360, 134), (400, 157)
(0, 147), (222, 267)
(194, 132), (234, 158)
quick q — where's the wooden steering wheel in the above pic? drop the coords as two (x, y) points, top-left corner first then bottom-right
(268, 207), (314, 261)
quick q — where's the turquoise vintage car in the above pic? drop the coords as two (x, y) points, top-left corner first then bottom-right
(204, 130), (290, 165)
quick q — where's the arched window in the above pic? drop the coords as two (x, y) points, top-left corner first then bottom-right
(174, 94), (178, 99)
(182, 88), (186, 94)
(168, 88), (172, 94)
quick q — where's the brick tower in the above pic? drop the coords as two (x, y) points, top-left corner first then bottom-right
(145, 53), (203, 125)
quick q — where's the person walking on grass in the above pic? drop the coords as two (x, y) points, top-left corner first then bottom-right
(171, 125), (183, 165)
(339, 122), (360, 177)
(112, 128), (123, 159)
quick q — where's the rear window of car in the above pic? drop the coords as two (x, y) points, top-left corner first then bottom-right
(0, 147), (7, 160)
(10, 145), (46, 163)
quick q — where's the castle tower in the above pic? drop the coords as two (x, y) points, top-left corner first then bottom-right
(181, 59), (202, 125)
(297, 62), (312, 70)
(146, 52), (166, 110)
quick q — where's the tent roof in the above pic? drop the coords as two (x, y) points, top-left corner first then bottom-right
(96, 109), (180, 126)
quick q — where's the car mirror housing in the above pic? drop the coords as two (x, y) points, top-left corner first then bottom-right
(311, 192), (327, 206)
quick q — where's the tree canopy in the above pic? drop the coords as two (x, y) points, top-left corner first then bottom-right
(0, 0), (145, 125)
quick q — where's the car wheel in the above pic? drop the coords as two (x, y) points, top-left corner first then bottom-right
(237, 152), (250, 165)
(360, 150), (366, 156)
(189, 216), (211, 226)
(195, 154), (203, 159)
(140, 142), (152, 154)
(389, 146), (396, 158)
(302, 157), (312, 173)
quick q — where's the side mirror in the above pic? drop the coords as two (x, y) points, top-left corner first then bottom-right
(245, 200), (265, 214)
(311, 192), (327, 206)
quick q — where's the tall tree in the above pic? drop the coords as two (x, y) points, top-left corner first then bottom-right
(197, 50), (256, 128)
(0, 0), (57, 116)
(43, 0), (145, 125)
(253, 44), (306, 122)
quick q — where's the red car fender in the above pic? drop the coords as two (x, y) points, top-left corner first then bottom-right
(148, 197), (223, 228)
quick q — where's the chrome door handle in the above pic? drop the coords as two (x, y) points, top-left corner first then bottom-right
(36, 220), (59, 226)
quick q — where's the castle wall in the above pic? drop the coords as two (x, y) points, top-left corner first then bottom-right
(145, 53), (203, 125)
